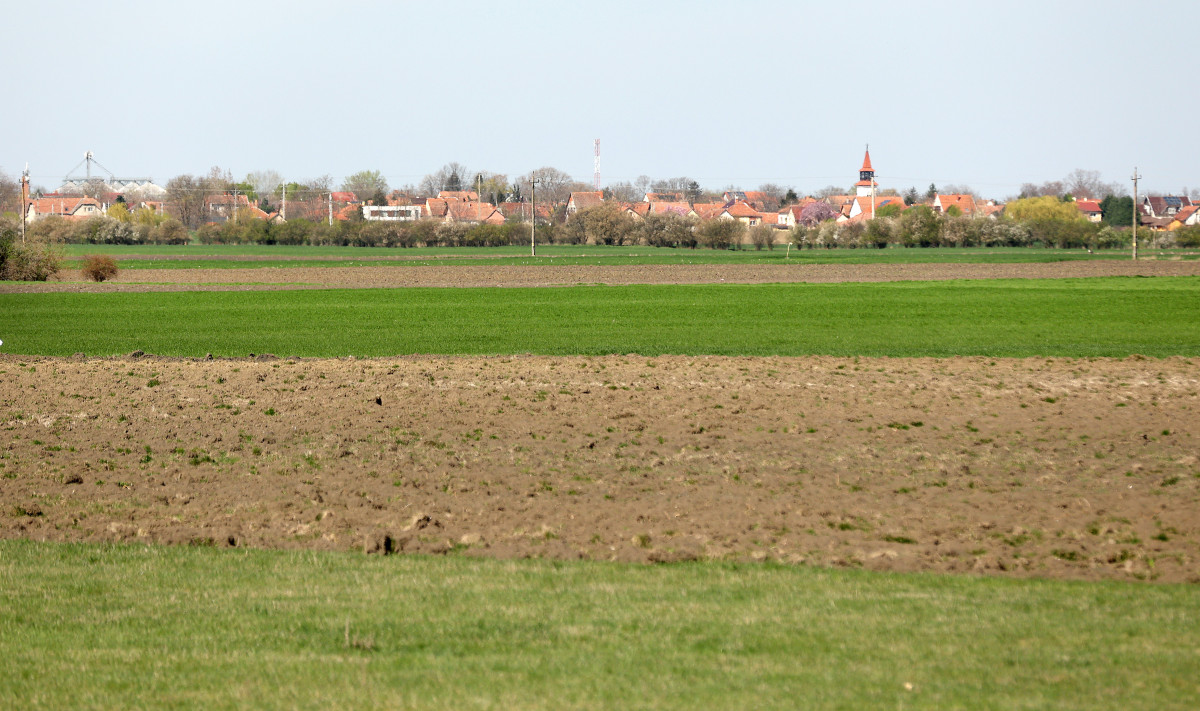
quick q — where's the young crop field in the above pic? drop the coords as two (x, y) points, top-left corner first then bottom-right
(2, 277), (1198, 358)
(2, 540), (1196, 710)
(2, 260), (1198, 709)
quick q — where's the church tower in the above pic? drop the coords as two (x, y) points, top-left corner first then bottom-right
(855, 146), (876, 198)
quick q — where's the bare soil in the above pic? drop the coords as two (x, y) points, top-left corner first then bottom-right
(5, 258), (1200, 291)
(3, 353), (1197, 582)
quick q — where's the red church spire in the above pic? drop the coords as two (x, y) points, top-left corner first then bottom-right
(860, 146), (873, 173)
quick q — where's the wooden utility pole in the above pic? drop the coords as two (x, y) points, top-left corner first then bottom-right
(1131, 167), (1141, 261)
(530, 178), (541, 256)
(20, 165), (30, 245)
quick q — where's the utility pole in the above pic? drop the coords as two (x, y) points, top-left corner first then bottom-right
(328, 192), (333, 227)
(530, 179), (541, 256)
(20, 165), (30, 245)
(281, 182), (286, 220)
(1131, 167), (1141, 261)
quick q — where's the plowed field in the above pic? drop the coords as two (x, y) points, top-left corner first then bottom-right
(4, 352), (1197, 582)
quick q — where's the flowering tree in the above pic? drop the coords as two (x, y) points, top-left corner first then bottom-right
(798, 201), (838, 226)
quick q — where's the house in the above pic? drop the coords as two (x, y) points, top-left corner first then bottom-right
(622, 202), (652, 219)
(649, 201), (695, 217)
(24, 195), (104, 222)
(723, 191), (780, 212)
(719, 201), (767, 227)
(205, 193), (252, 222)
(843, 195), (907, 222)
(445, 201), (505, 225)
(497, 202), (552, 223)
(363, 204), (423, 221)
(691, 202), (725, 220)
(777, 199), (819, 227)
(424, 198), (451, 218)
(932, 194), (977, 216)
(1167, 205), (1199, 231)
(330, 191), (359, 204)
(566, 191), (604, 216)
(1141, 195), (1192, 218)
(645, 191), (685, 203)
(1075, 199), (1103, 222)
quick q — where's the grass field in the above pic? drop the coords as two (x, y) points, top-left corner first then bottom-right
(2, 277), (1198, 358)
(55, 243), (1177, 269)
(2, 540), (1196, 710)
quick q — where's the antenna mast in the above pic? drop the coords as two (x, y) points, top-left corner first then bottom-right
(594, 139), (600, 191)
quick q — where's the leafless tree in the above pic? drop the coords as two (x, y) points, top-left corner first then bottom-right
(246, 170), (283, 203)
(605, 181), (639, 202)
(0, 169), (18, 214)
(756, 183), (785, 200)
(814, 185), (849, 199)
(518, 166), (576, 204)
(1063, 169), (1124, 199)
(420, 162), (472, 195)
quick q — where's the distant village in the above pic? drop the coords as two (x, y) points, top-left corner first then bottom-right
(15, 150), (1200, 236)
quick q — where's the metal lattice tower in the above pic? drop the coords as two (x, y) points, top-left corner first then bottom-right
(594, 139), (600, 191)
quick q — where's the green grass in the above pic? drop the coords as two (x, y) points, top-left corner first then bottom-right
(2, 277), (1198, 358)
(55, 243), (1166, 269)
(1, 540), (1195, 710)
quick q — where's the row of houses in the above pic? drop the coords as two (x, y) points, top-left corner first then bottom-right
(23, 151), (1197, 231)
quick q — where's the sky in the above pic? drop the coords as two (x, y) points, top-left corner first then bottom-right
(5, 0), (1196, 200)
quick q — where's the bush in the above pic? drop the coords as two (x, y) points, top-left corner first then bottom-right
(82, 254), (119, 282)
(696, 219), (745, 250)
(1175, 225), (1200, 248)
(1, 217), (62, 281)
(749, 225), (776, 251)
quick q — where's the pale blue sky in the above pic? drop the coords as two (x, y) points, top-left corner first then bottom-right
(5, 0), (1195, 199)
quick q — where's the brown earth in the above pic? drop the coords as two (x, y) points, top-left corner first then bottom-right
(4, 258), (1200, 291)
(2, 353), (1197, 582)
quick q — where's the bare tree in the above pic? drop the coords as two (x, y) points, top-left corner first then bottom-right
(814, 185), (849, 199)
(166, 174), (208, 228)
(605, 181), (639, 202)
(518, 166), (576, 205)
(246, 170), (283, 204)
(756, 183), (785, 200)
(1063, 169), (1124, 199)
(419, 162), (472, 196)
(0, 169), (18, 215)
(940, 184), (978, 197)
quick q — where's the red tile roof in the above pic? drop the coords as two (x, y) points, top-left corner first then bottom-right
(723, 201), (763, 219)
(650, 201), (691, 215)
(935, 194), (976, 215)
(1075, 200), (1102, 215)
(438, 190), (479, 201)
(331, 191), (359, 203)
(568, 191), (604, 210)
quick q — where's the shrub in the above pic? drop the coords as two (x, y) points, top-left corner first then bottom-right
(749, 225), (775, 251)
(696, 218), (745, 250)
(82, 254), (119, 282)
(1175, 225), (1200, 248)
(0, 218), (62, 281)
